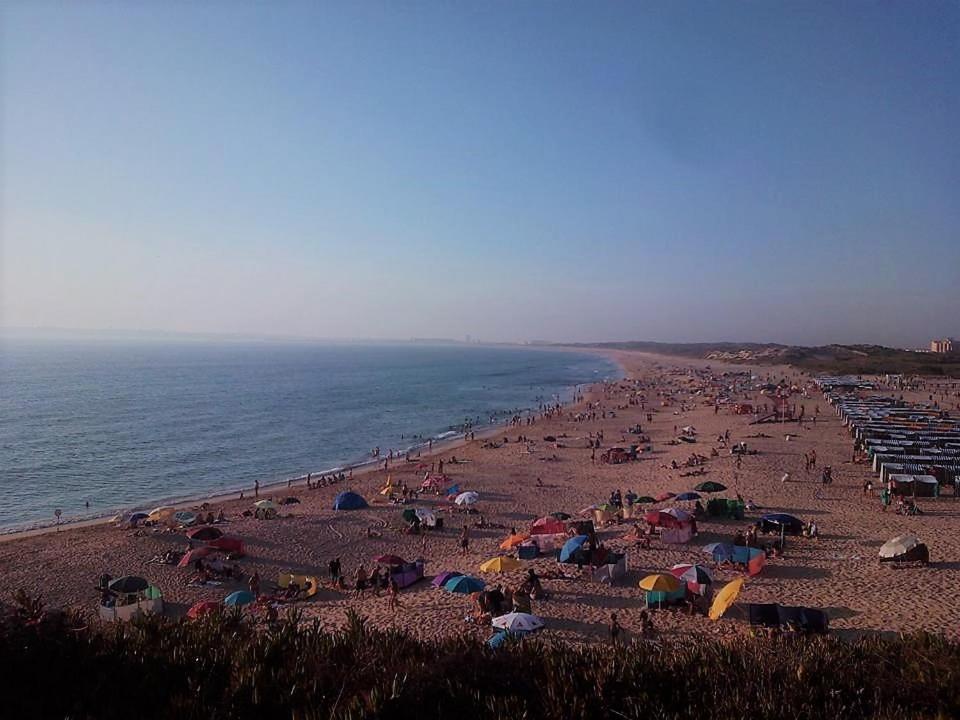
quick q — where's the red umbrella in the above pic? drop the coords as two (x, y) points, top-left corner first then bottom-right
(655, 492), (676, 502)
(373, 554), (406, 566)
(178, 546), (214, 567)
(643, 510), (684, 529)
(530, 517), (566, 535)
(186, 600), (221, 619)
(186, 526), (223, 542)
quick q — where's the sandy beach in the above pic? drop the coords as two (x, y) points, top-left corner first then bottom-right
(3, 349), (958, 643)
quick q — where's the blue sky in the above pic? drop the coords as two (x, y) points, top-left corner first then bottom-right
(2, 2), (957, 346)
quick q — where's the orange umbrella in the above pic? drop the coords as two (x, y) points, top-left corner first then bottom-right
(499, 533), (530, 550)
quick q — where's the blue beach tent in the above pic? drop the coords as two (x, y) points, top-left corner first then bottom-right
(333, 491), (368, 511)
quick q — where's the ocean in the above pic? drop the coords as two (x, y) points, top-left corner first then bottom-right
(0, 340), (619, 531)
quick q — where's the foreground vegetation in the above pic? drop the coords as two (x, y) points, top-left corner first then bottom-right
(4, 597), (960, 719)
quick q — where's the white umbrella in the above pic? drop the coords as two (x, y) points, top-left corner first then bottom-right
(455, 492), (479, 506)
(415, 508), (437, 526)
(491, 612), (544, 633)
(879, 534), (921, 559)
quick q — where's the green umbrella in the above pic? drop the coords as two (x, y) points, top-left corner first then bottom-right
(635, 496), (656, 504)
(694, 481), (727, 493)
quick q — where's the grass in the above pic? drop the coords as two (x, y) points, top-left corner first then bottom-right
(3, 594), (960, 719)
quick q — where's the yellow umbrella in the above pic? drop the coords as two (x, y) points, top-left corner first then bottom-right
(709, 577), (744, 620)
(147, 506), (175, 521)
(499, 533), (530, 550)
(480, 556), (521, 573)
(638, 573), (681, 592)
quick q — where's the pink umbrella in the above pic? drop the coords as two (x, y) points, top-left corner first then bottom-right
(178, 546), (214, 567)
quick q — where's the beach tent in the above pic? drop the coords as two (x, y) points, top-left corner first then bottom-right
(480, 557), (521, 573)
(879, 534), (929, 565)
(455, 491), (479, 506)
(223, 590), (255, 607)
(709, 578), (744, 620)
(431, 571), (463, 588)
(333, 491), (368, 510)
(186, 601), (221, 619)
(99, 581), (163, 622)
(559, 535), (589, 563)
(530, 517), (567, 535)
(889, 474), (939, 498)
(186, 526), (224, 542)
(694, 481), (727, 493)
(443, 575), (485, 594)
(491, 612), (544, 633)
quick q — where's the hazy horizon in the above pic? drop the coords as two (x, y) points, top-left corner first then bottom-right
(2, 2), (958, 347)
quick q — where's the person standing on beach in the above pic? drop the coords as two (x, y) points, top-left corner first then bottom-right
(609, 612), (622, 644)
(254, 480), (260, 498)
(458, 525), (469, 554)
(328, 557), (341, 584)
(248, 572), (261, 598)
(388, 578), (401, 611)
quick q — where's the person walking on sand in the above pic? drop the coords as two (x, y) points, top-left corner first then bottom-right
(353, 564), (367, 598)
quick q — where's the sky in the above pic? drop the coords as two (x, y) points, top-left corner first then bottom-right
(1, 1), (958, 347)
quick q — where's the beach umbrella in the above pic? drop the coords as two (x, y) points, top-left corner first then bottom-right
(444, 575), (485, 594)
(760, 513), (803, 535)
(703, 542), (737, 561)
(655, 492), (676, 502)
(634, 496), (657, 504)
(186, 526), (223, 542)
(373, 554), (406, 567)
(550, 511), (572, 520)
(644, 510), (684, 529)
(670, 563), (714, 585)
(431, 571), (463, 588)
(445, 484), (461, 497)
(559, 535), (589, 563)
(491, 612), (545, 633)
(223, 590), (255, 607)
(147, 506), (175, 521)
(709, 578), (745, 620)
(480, 556), (521, 573)
(187, 600), (221, 619)
(333, 491), (368, 510)
(879, 534), (922, 559)
(530, 517), (566, 535)
(499, 533), (530, 550)
(253, 500), (276, 510)
(108, 576), (149, 594)
(178, 546), (215, 567)
(415, 508), (437, 526)
(281, 496), (301, 505)
(455, 491), (479, 506)
(638, 573), (681, 592)
(694, 481), (727, 493)
(662, 507), (692, 521)
(676, 492), (701, 501)
(173, 510), (198, 526)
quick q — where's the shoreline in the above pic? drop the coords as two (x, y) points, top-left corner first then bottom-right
(0, 350), (626, 543)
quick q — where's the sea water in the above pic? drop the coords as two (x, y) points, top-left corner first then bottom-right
(0, 340), (619, 530)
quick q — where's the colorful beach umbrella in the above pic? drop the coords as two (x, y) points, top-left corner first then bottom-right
(530, 517), (566, 535)
(638, 573), (681, 593)
(500, 533), (530, 550)
(644, 510), (685, 528)
(694, 481), (727, 493)
(187, 600), (221, 619)
(432, 571), (463, 588)
(662, 507), (692, 522)
(178, 546), (215, 567)
(670, 563), (714, 585)
(480, 556), (521, 573)
(709, 578), (744, 620)
(559, 535), (589, 563)
(455, 491), (479, 506)
(675, 492), (701, 501)
(703, 542), (736, 561)
(491, 612), (545, 633)
(223, 590), (255, 607)
(444, 575), (485, 594)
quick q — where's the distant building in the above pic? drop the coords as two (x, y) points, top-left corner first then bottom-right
(930, 338), (954, 353)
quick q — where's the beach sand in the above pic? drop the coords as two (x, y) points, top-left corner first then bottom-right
(2, 350), (958, 643)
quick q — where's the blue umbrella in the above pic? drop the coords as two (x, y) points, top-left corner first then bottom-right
(559, 535), (589, 563)
(703, 542), (736, 561)
(333, 491), (368, 511)
(223, 590), (255, 607)
(444, 575), (485, 594)
(676, 492), (701, 501)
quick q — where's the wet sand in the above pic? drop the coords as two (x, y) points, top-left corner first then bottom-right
(3, 350), (958, 643)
